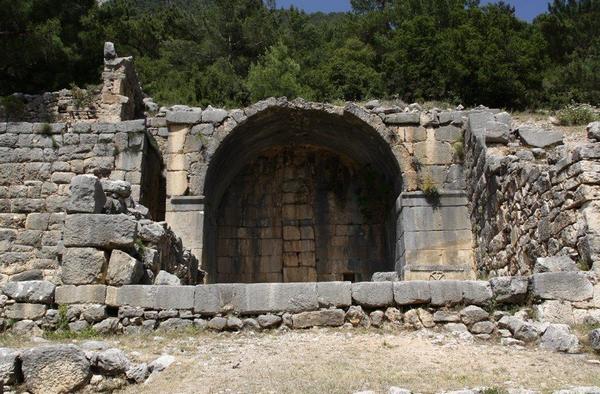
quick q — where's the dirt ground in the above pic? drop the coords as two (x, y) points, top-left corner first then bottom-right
(100, 328), (600, 394)
(3, 327), (600, 393)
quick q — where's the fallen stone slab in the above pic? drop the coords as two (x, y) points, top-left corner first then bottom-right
(352, 282), (394, 308)
(531, 272), (593, 302)
(540, 324), (580, 353)
(154, 270), (181, 286)
(63, 214), (136, 248)
(291, 309), (345, 329)
(518, 126), (563, 148)
(21, 344), (91, 394)
(106, 250), (143, 286)
(2, 280), (55, 304)
(65, 174), (106, 214)
(534, 256), (578, 274)
(0, 348), (20, 385)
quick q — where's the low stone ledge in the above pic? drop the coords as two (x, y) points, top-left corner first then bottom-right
(316, 281), (352, 307)
(55, 285), (107, 305)
(242, 283), (318, 315)
(106, 285), (195, 309)
(351, 282), (394, 308)
(193, 284), (246, 314)
(393, 281), (431, 305)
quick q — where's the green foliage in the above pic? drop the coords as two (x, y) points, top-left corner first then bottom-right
(0, 0), (599, 109)
(44, 326), (100, 340)
(246, 42), (310, 101)
(556, 103), (598, 126)
(57, 304), (69, 331)
(70, 84), (94, 109)
(420, 175), (440, 206)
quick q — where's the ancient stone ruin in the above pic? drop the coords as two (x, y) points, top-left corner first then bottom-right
(1, 42), (600, 392)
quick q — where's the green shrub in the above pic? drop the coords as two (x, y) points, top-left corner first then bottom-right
(420, 175), (440, 206)
(70, 84), (94, 109)
(556, 103), (598, 126)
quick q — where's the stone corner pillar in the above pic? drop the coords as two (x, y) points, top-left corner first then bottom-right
(165, 195), (205, 261)
(395, 191), (475, 281)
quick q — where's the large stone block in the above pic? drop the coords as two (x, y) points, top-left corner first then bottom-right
(2, 280), (55, 304)
(65, 175), (106, 214)
(241, 283), (318, 314)
(400, 206), (471, 232)
(0, 348), (19, 385)
(461, 281), (493, 306)
(194, 284), (247, 314)
(429, 280), (464, 306)
(393, 281), (431, 305)
(63, 214), (136, 248)
(385, 112), (420, 125)
(291, 309), (345, 329)
(55, 285), (107, 304)
(21, 344), (91, 394)
(106, 250), (143, 286)
(5, 303), (47, 320)
(532, 272), (593, 302)
(106, 285), (195, 309)
(489, 276), (528, 304)
(61, 247), (107, 285)
(518, 127), (563, 148)
(166, 109), (202, 124)
(316, 281), (352, 307)
(351, 282), (394, 308)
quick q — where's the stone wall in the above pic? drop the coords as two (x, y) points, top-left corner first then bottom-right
(0, 119), (193, 284)
(464, 111), (600, 276)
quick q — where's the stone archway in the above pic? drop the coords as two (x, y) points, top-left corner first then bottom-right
(202, 103), (404, 283)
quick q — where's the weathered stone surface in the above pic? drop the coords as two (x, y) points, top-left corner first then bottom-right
(5, 303), (47, 320)
(154, 270), (181, 286)
(2, 280), (55, 304)
(589, 328), (600, 351)
(193, 284), (246, 314)
(257, 314), (282, 328)
(345, 305), (369, 327)
(93, 317), (119, 334)
(484, 121), (511, 143)
(352, 282), (393, 307)
(461, 281), (493, 305)
(433, 310), (461, 323)
(459, 305), (489, 325)
(55, 285), (107, 304)
(148, 355), (175, 372)
(540, 324), (580, 353)
(95, 348), (130, 375)
(0, 348), (19, 384)
(61, 247), (107, 285)
(588, 121), (600, 142)
(533, 300), (574, 324)
(531, 272), (593, 302)
(106, 250), (143, 286)
(534, 256), (578, 274)
(166, 109), (202, 124)
(393, 281), (431, 305)
(81, 304), (107, 323)
(243, 283), (318, 314)
(429, 281), (464, 306)
(125, 363), (149, 383)
(107, 285), (195, 309)
(490, 276), (529, 304)
(66, 175), (106, 214)
(385, 112), (420, 125)
(316, 281), (352, 307)
(291, 309), (345, 328)
(470, 321), (495, 334)
(518, 127), (563, 148)
(202, 106), (228, 124)
(64, 214), (136, 248)
(208, 316), (227, 330)
(370, 310), (385, 327)
(371, 272), (399, 282)
(21, 344), (91, 394)
(159, 318), (193, 331)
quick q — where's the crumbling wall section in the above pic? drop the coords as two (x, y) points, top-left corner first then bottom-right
(465, 113), (600, 276)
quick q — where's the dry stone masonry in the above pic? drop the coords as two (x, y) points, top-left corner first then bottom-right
(1, 43), (600, 364)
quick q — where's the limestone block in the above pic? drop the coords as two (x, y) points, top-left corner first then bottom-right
(435, 125), (462, 142)
(0, 348), (20, 385)
(61, 247), (106, 285)
(351, 282), (393, 308)
(154, 270), (181, 286)
(21, 344), (91, 394)
(429, 280), (464, 306)
(489, 276), (528, 304)
(2, 280), (55, 304)
(531, 272), (593, 302)
(167, 171), (188, 196)
(242, 283), (318, 314)
(393, 281), (431, 305)
(534, 255), (578, 273)
(587, 121), (600, 142)
(64, 214), (136, 248)
(193, 284), (247, 314)
(5, 303), (47, 320)
(400, 206), (471, 232)
(402, 230), (473, 250)
(459, 305), (489, 325)
(385, 112), (420, 125)
(55, 285), (107, 304)
(371, 272), (399, 282)
(413, 141), (454, 165)
(106, 285), (195, 309)
(401, 126), (427, 142)
(484, 121), (510, 143)
(461, 281), (493, 306)
(107, 252), (142, 288)
(438, 111), (464, 125)
(539, 324), (579, 353)
(166, 109), (202, 124)
(202, 106), (228, 124)
(316, 281), (352, 307)
(533, 300), (574, 324)
(64, 174), (106, 214)
(291, 309), (345, 329)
